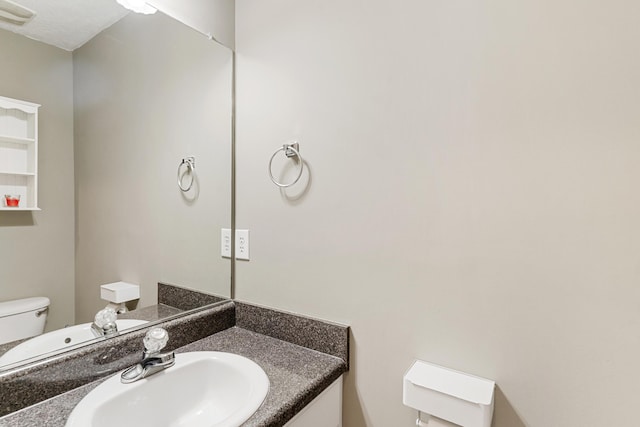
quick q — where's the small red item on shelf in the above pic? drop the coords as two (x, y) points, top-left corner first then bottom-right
(5, 195), (20, 207)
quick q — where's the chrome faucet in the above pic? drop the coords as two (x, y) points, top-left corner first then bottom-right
(90, 307), (119, 338)
(121, 327), (175, 384)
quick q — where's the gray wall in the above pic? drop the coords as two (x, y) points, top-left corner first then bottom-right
(0, 30), (75, 332)
(235, 1), (640, 426)
(73, 12), (232, 323)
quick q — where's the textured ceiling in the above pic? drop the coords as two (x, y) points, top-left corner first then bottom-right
(0, 0), (129, 51)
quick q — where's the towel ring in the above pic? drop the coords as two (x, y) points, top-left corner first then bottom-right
(177, 156), (196, 192)
(268, 143), (304, 188)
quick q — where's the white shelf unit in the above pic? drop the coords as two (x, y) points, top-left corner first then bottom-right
(0, 96), (40, 211)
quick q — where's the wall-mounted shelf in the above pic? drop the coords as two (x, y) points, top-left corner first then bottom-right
(0, 135), (36, 145)
(0, 96), (40, 211)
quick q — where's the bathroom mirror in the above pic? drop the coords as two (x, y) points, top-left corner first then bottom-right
(0, 6), (232, 372)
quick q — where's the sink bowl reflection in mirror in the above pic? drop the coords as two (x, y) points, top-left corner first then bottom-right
(65, 351), (270, 427)
(0, 319), (148, 368)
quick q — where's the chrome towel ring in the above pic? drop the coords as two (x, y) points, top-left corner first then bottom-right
(268, 143), (304, 188)
(177, 156), (196, 192)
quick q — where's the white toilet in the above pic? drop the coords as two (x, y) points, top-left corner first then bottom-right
(0, 297), (50, 345)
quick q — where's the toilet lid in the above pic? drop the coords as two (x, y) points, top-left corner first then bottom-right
(0, 297), (50, 318)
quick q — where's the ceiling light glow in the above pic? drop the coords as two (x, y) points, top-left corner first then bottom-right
(116, 0), (156, 15)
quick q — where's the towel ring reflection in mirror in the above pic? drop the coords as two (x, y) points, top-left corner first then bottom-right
(268, 143), (304, 188)
(177, 156), (196, 192)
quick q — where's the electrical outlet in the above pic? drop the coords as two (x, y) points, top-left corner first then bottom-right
(221, 228), (231, 258)
(236, 229), (250, 260)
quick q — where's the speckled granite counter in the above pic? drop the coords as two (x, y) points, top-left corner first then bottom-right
(0, 326), (347, 427)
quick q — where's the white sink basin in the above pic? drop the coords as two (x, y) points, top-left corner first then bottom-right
(0, 319), (148, 367)
(65, 351), (270, 427)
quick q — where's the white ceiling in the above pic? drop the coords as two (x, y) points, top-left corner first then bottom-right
(0, 0), (129, 51)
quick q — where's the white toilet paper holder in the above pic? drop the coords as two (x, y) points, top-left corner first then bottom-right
(403, 360), (495, 427)
(101, 281), (140, 314)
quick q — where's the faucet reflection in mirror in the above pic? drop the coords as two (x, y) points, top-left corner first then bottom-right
(90, 308), (119, 338)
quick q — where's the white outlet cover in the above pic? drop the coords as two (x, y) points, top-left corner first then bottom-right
(221, 228), (231, 258)
(236, 229), (250, 261)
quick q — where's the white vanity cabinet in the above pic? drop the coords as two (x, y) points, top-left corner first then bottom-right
(284, 376), (343, 427)
(0, 96), (40, 211)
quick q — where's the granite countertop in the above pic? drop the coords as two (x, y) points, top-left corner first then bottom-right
(0, 326), (347, 427)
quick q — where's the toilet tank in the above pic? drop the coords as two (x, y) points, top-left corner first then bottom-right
(0, 297), (50, 345)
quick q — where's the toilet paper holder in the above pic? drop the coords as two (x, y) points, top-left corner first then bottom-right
(101, 281), (140, 314)
(403, 360), (495, 427)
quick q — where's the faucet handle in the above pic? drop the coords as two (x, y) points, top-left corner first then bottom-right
(94, 307), (117, 328)
(143, 327), (169, 354)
